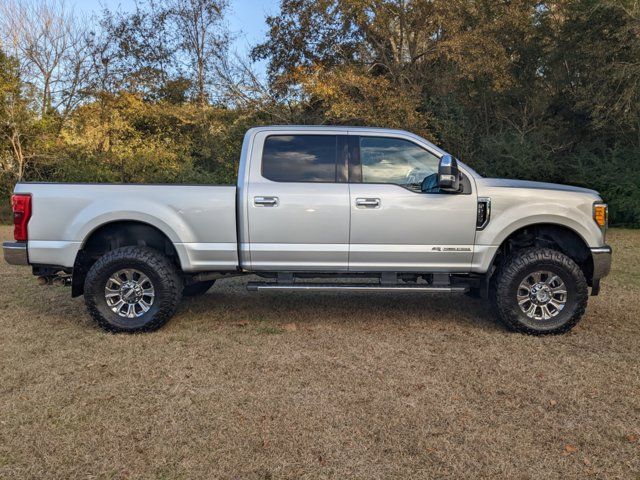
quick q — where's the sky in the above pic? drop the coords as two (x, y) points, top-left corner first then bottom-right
(72, 0), (275, 75)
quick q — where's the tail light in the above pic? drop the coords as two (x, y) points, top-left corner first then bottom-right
(12, 194), (32, 242)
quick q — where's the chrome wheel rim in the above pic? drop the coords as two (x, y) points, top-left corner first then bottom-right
(105, 269), (155, 318)
(517, 271), (567, 321)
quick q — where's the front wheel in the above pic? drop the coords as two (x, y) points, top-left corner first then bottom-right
(84, 246), (183, 333)
(490, 248), (588, 335)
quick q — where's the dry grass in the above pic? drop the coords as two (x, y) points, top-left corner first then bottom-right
(0, 225), (639, 479)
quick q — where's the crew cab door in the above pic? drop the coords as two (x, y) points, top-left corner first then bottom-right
(348, 134), (477, 272)
(246, 131), (350, 271)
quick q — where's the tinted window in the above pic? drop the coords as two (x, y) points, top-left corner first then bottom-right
(262, 135), (338, 182)
(360, 137), (439, 192)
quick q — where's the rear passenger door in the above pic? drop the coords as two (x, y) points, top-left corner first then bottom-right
(246, 131), (351, 271)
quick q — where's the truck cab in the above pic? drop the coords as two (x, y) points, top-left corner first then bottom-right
(239, 126), (477, 272)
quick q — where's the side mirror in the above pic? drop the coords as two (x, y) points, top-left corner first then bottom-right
(438, 154), (460, 192)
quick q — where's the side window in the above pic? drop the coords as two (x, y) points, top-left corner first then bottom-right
(262, 135), (338, 182)
(359, 136), (440, 192)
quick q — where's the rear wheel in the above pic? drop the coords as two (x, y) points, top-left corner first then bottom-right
(490, 247), (588, 335)
(84, 246), (183, 333)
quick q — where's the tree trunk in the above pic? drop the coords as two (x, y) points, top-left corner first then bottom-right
(198, 56), (206, 108)
(9, 131), (25, 181)
(42, 73), (52, 118)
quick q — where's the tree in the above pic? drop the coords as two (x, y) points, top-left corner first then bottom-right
(0, 0), (638, 226)
(169, 0), (229, 106)
(0, 0), (91, 121)
(94, 0), (229, 106)
(0, 49), (32, 181)
(546, 0), (640, 141)
(297, 64), (429, 133)
(93, 0), (178, 99)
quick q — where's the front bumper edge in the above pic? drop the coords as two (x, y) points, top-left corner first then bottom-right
(591, 246), (612, 280)
(590, 246), (612, 296)
(3, 241), (29, 265)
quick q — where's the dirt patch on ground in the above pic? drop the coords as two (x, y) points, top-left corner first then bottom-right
(0, 226), (638, 479)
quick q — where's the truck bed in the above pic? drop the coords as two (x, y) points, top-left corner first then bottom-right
(15, 183), (239, 271)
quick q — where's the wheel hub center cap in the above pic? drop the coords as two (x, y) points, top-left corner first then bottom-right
(120, 281), (143, 304)
(530, 283), (551, 304)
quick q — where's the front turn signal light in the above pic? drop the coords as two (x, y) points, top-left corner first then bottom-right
(593, 203), (608, 229)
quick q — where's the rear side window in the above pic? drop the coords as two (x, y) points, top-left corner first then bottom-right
(262, 135), (338, 182)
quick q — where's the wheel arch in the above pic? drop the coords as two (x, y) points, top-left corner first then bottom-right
(487, 222), (594, 286)
(72, 220), (184, 297)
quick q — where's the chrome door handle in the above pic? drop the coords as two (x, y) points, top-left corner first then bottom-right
(254, 196), (278, 206)
(356, 198), (380, 208)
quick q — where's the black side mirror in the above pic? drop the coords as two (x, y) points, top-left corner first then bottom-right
(438, 154), (460, 192)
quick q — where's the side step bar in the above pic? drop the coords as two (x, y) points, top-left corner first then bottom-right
(246, 282), (468, 293)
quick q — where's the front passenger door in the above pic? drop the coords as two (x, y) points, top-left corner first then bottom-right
(348, 135), (477, 272)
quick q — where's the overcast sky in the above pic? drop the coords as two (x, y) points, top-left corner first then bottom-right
(72, 0), (274, 74)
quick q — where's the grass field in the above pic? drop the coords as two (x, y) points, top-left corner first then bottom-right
(0, 225), (639, 479)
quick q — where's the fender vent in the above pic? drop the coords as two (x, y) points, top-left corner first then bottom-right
(477, 197), (491, 230)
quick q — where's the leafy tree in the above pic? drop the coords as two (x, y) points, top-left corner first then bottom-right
(0, 0), (91, 122)
(0, 48), (32, 181)
(297, 65), (429, 133)
(169, 0), (229, 106)
(0, 0), (639, 226)
(95, 0), (229, 105)
(546, 0), (640, 139)
(93, 0), (179, 99)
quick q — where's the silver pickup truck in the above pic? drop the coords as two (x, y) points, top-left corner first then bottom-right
(3, 126), (612, 334)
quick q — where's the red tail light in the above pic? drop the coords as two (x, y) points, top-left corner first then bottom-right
(12, 194), (32, 242)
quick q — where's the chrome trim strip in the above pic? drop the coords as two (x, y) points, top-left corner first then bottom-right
(246, 283), (468, 293)
(3, 241), (29, 265)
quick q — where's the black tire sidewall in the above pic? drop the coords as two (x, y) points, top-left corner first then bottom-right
(493, 248), (588, 335)
(84, 247), (181, 332)
(504, 262), (579, 332)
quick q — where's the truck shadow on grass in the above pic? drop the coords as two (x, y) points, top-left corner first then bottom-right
(13, 275), (501, 333)
(177, 278), (502, 333)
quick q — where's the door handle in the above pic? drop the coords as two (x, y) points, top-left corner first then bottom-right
(254, 196), (279, 207)
(355, 198), (381, 208)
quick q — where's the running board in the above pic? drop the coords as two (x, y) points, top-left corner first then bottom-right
(246, 282), (468, 293)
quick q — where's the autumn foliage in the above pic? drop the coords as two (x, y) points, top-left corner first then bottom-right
(1, 0), (639, 225)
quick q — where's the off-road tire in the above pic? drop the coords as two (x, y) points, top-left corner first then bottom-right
(490, 247), (588, 335)
(84, 246), (182, 333)
(183, 280), (216, 297)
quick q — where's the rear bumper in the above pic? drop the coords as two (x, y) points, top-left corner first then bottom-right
(3, 241), (29, 265)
